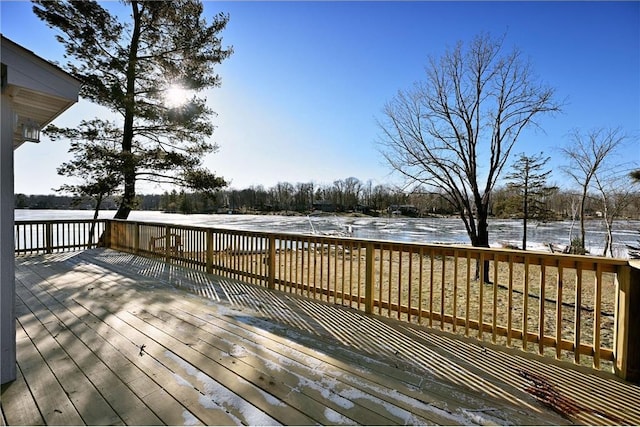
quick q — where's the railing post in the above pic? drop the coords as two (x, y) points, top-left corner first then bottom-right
(615, 261), (640, 383)
(164, 225), (171, 263)
(103, 220), (111, 248)
(365, 243), (374, 314)
(206, 229), (214, 274)
(45, 222), (53, 254)
(268, 235), (276, 289)
(133, 222), (140, 254)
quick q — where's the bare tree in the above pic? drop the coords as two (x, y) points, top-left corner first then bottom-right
(560, 127), (627, 254)
(378, 33), (560, 279)
(593, 172), (636, 257)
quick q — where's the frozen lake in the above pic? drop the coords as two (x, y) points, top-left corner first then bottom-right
(15, 209), (640, 258)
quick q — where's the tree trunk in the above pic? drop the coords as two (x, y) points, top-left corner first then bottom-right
(579, 186), (588, 250)
(115, 1), (141, 220)
(522, 187), (528, 251)
(89, 195), (102, 247)
(522, 162), (529, 251)
(471, 209), (493, 283)
(603, 217), (614, 257)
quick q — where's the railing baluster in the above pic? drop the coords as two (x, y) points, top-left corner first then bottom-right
(523, 256), (530, 350)
(439, 253), (445, 329)
(508, 254), (514, 347)
(407, 248), (413, 323)
(45, 222), (52, 254)
(418, 247), (424, 325)
(453, 250), (458, 332)
(378, 246), (384, 315)
(465, 251), (471, 336)
(556, 263), (564, 360)
(594, 263), (602, 369)
(575, 262), (583, 364)
(539, 262), (546, 355)
(302, 238), (315, 298)
(268, 235), (276, 290)
(342, 240), (346, 306)
(493, 254), (499, 344)
(478, 252), (485, 340)
(429, 249), (435, 328)
(398, 248), (403, 320)
(332, 240), (338, 304)
(365, 243), (374, 314)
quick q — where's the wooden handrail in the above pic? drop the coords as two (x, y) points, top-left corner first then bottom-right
(14, 218), (640, 381)
(14, 219), (106, 254)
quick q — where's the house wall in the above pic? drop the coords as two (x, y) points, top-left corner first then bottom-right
(1, 92), (16, 384)
(1, 37), (80, 384)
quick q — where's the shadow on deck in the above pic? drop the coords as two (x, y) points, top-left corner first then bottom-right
(2, 248), (639, 425)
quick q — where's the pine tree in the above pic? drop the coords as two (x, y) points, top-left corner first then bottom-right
(33, 0), (232, 219)
(504, 152), (556, 250)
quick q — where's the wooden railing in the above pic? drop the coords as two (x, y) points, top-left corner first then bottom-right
(14, 219), (640, 380)
(14, 219), (106, 254)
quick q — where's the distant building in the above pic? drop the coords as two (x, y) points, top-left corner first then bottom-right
(313, 200), (337, 212)
(388, 204), (419, 217)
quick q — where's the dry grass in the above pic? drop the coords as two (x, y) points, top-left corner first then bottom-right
(175, 242), (618, 370)
(265, 245), (618, 369)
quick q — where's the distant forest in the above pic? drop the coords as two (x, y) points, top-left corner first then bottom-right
(14, 177), (640, 220)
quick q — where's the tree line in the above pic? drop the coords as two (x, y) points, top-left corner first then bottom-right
(15, 177), (640, 220)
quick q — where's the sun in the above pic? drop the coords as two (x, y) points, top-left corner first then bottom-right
(164, 84), (191, 108)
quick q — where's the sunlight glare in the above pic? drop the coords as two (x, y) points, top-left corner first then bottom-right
(164, 85), (191, 108)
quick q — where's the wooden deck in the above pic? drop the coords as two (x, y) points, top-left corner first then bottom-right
(2, 249), (640, 426)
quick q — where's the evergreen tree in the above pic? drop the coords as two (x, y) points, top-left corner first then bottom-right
(33, 0), (232, 219)
(504, 152), (555, 250)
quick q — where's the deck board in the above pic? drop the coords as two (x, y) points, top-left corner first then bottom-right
(3, 249), (640, 425)
(17, 273), (166, 426)
(21, 269), (244, 426)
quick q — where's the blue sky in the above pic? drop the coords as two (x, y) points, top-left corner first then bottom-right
(2, 1), (639, 194)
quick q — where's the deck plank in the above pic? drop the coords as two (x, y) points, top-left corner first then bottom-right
(0, 363), (44, 426)
(15, 271), (165, 426)
(13, 320), (85, 425)
(64, 253), (526, 425)
(75, 251), (567, 425)
(15, 286), (126, 426)
(20, 263), (258, 426)
(175, 303), (538, 424)
(163, 297), (535, 425)
(4, 249), (640, 426)
(131, 307), (406, 425)
(37, 257), (361, 425)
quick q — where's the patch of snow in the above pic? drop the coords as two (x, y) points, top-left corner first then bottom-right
(461, 408), (507, 426)
(262, 357), (284, 373)
(287, 375), (355, 411)
(229, 344), (249, 358)
(323, 407), (354, 425)
(165, 350), (198, 376)
(341, 375), (471, 425)
(196, 372), (282, 424)
(197, 393), (222, 410)
(216, 305), (244, 317)
(173, 372), (194, 388)
(182, 410), (200, 426)
(165, 350), (281, 425)
(254, 385), (287, 408)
